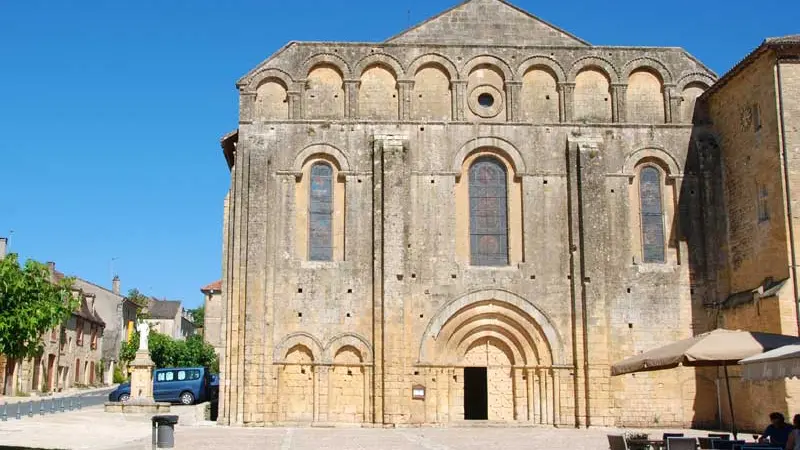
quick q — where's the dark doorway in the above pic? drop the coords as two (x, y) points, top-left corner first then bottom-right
(464, 367), (488, 420)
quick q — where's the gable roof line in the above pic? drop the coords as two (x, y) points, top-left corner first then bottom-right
(236, 41), (297, 88)
(383, 0), (590, 46)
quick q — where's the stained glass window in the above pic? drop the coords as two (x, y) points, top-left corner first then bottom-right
(639, 166), (665, 263)
(469, 157), (509, 266)
(308, 162), (333, 261)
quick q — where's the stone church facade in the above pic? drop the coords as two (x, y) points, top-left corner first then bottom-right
(216, 0), (796, 428)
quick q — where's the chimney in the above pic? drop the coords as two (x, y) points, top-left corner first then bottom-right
(112, 275), (120, 295)
(0, 237), (6, 260)
(47, 261), (56, 283)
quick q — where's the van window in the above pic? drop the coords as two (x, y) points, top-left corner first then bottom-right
(164, 371), (175, 382)
(156, 372), (166, 382)
(177, 370), (187, 381)
(188, 370), (201, 380)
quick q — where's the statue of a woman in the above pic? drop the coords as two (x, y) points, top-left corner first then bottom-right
(136, 320), (150, 351)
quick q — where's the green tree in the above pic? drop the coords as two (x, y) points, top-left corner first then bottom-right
(188, 306), (204, 326)
(0, 253), (79, 394)
(121, 330), (218, 373)
(126, 288), (150, 319)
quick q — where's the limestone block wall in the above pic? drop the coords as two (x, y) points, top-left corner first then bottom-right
(218, 9), (720, 428)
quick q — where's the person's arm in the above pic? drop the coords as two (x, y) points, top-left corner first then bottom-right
(760, 427), (771, 443)
(785, 430), (795, 450)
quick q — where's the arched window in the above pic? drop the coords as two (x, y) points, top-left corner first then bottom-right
(308, 163), (333, 261)
(469, 158), (508, 266)
(639, 166), (665, 263)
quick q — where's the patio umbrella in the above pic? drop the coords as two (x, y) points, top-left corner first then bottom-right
(611, 329), (800, 439)
(739, 344), (800, 381)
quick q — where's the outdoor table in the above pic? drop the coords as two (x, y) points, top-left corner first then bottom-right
(626, 439), (666, 450)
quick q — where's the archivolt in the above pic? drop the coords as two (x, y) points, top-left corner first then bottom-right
(418, 289), (564, 366)
(274, 332), (324, 363)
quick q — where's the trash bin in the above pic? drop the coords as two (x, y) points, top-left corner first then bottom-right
(151, 415), (179, 448)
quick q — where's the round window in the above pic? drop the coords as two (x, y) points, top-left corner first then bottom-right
(478, 93), (494, 108)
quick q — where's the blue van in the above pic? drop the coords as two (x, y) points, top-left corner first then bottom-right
(108, 367), (210, 405)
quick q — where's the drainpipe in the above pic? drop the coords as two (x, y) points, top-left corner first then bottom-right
(775, 59), (800, 336)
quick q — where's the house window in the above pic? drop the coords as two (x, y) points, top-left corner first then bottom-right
(90, 326), (98, 350)
(50, 327), (58, 342)
(469, 157), (509, 266)
(639, 166), (666, 263)
(758, 184), (770, 222)
(308, 162), (334, 261)
(76, 318), (84, 346)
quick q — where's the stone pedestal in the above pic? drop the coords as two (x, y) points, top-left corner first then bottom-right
(130, 350), (154, 401)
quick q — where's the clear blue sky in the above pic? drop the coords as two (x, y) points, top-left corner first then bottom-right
(0, 0), (796, 309)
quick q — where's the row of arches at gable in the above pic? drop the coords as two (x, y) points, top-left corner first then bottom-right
(245, 55), (712, 124)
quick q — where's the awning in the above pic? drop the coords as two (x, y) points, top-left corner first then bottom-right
(738, 344), (800, 381)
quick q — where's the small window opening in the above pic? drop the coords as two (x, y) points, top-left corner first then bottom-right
(297, 312), (303, 318)
(478, 93), (494, 107)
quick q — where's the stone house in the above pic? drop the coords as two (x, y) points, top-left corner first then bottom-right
(215, 0), (799, 431)
(201, 280), (223, 356)
(11, 263), (106, 394)
(144, 299), (195, 340)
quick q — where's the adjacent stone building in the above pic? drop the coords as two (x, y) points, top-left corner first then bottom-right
(697, 35), (800, 432)
(215, 0), (798, 429)
(202, 280), (224, 356)
(144, 299), (195, 340)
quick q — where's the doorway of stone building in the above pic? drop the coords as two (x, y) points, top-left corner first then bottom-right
(464, 367), (488, 420)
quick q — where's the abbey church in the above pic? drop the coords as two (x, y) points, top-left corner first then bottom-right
(215, 0), (800, 430)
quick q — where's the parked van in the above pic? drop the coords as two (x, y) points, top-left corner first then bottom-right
(108, 367), (210, 405)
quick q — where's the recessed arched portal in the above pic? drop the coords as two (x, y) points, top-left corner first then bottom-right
(418, 290), (564, 424)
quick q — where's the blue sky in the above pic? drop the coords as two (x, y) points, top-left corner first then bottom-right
(0, 0), (796, 309)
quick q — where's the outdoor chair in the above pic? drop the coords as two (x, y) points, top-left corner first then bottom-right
(699, 437), (720, 448)
(664, 433), (686, 442)
(666, 437), (698, 450)
(608, 434), (629, 450)
(711, 440), (745, 449)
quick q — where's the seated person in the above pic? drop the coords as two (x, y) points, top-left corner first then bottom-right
(758, 412), (792, 447)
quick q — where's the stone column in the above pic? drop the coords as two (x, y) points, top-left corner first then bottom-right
(552, 369), (561, 426)
(287, 91), (302, 120)
(560, 83), (575, 122)
(344, 80), (360, 119)
(612, 84), (627, 123)
(239, 91), (256, 123)
(452, 80), (468, 121)
(664, 84), (678, 123)
(505, 81), (522, 122)
(398, 79), (414, 120)
(318, 366), (329, 423)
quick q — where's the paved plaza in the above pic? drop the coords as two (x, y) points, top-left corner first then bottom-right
(0, 404), (726, 450)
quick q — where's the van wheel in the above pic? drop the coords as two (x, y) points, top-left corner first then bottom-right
(118, 393), (130, 403)
(179, 391), (195, 405)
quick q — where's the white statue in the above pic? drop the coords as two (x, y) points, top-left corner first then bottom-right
(136, 320), (150, 351)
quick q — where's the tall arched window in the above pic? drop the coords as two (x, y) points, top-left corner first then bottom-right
(308, 163), (333, 261)
(469, 157), (509, 266)
(639, 166), (665, 263)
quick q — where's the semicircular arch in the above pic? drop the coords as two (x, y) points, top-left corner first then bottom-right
(568, 56), (620, 83)
(323, 332), (373, 364)
(419, 289), (564, 365)
(407, 53), (459, 80)
(292, 143), (351, 173)
(676, 72), (715, 92)
(622, 146), (681, 175)
(456, 331), (521, 366)
(452, 136), (526, 174)
(242, 67), (294, 93)
(461, 55), (514, 81)
(516, 55), (566, 83)
(622, 57), (673, 84)
(355, 53), (405, 78)
(301, 53), (352, 79)
(274, 332), (324, 363)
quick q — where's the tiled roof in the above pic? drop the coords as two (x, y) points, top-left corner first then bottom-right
(201, 280), (222, 293)
(765, 34), (800, 45)
(147, 299), (182, 319)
